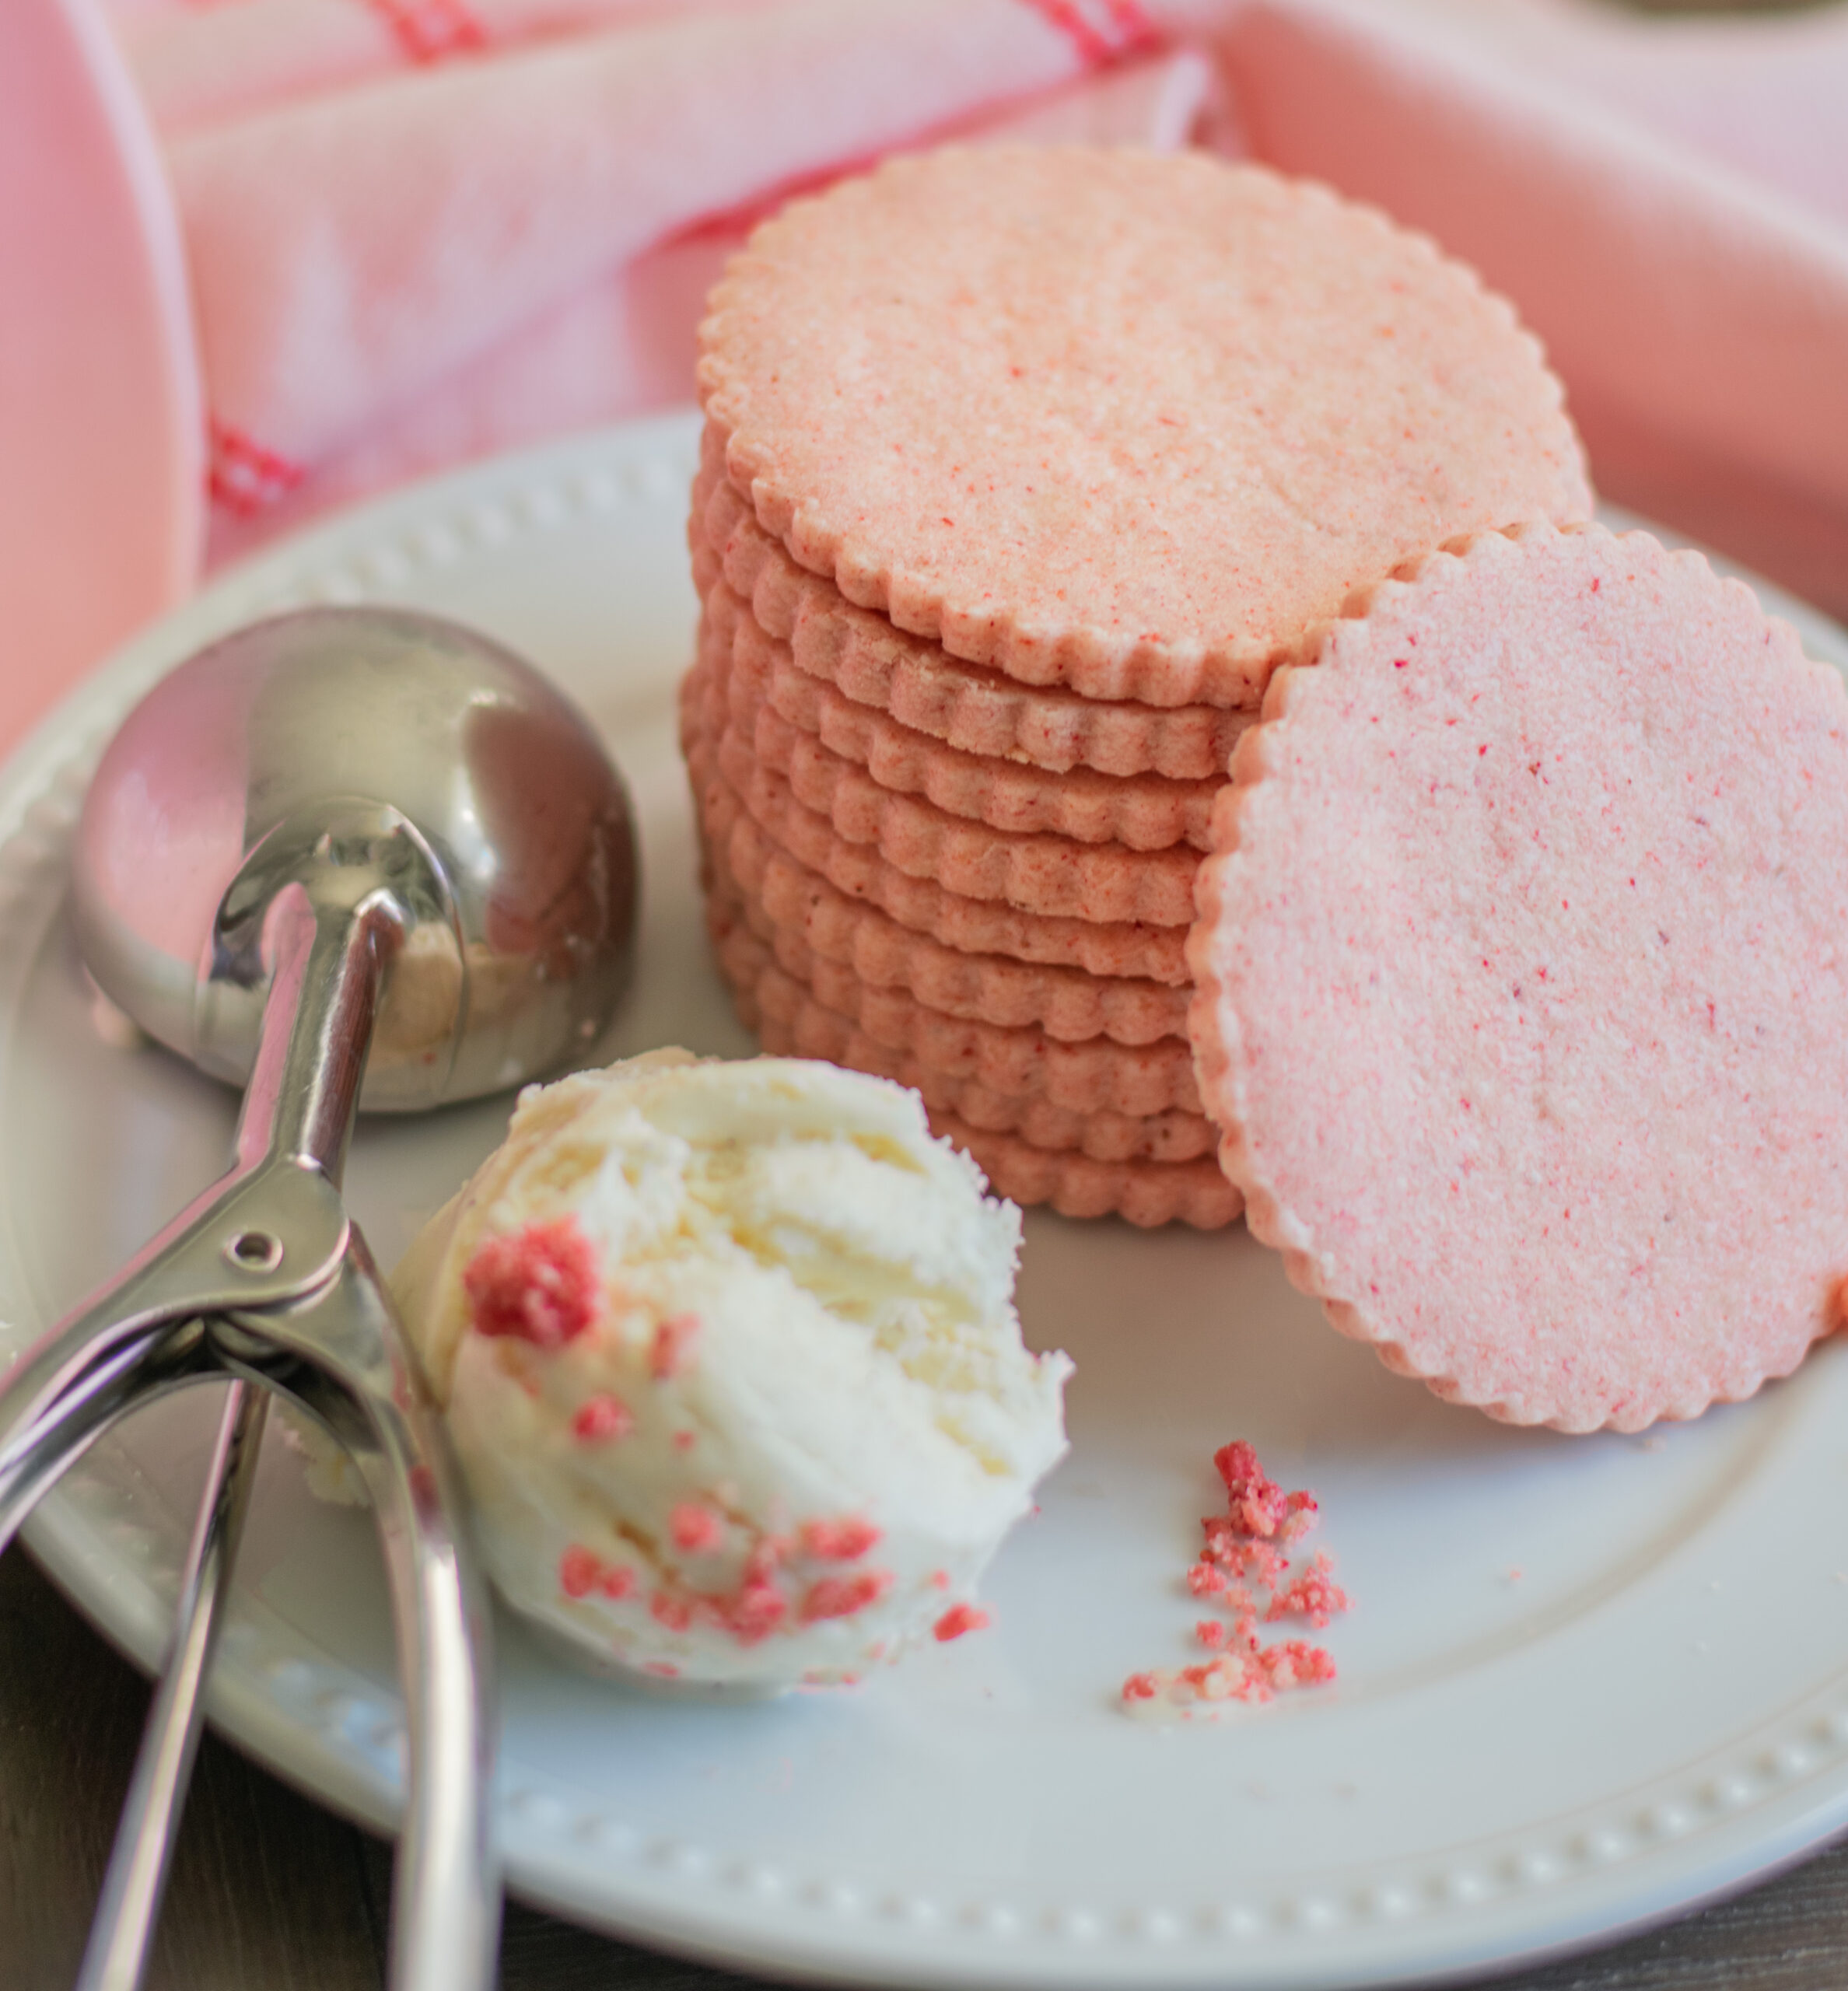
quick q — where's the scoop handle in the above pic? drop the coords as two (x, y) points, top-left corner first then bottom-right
(77, 1379), (269, 1991)
(226, 1228), (500, 1991)
(0, 831), (498, 1991)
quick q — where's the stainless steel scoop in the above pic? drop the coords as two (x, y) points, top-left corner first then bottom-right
(0, 607), (637, 1991)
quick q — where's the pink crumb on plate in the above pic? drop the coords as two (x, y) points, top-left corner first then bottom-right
(933, 1603), (990, 1643)
(1122, 1440), (1344, 1720)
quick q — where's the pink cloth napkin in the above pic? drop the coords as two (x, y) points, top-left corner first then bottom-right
(103, 0), (1848, 620)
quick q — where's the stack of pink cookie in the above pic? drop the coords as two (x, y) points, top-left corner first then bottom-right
(681, 147), (1591, 1226)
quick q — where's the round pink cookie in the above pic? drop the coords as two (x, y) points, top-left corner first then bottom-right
(683, 654), (1192, 981)
(691, 479), (1254, 779)
(1188, 520), (1848, 1433)
(716, 913), (1214, 1164)
(699, 848), (1203, 1119)
(712, 900), (1234, 1226)
(703, 576), (1222, 850)
(711, 705), (1201, 926)
(698, 149), (1590, 707)
(930, 1112), (1241, 1231)
(705, 765), (1190, 1047)
(682, 675), (1189, 1044)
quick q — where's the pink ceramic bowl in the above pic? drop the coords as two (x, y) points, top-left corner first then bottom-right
(0, 0), (201, 761)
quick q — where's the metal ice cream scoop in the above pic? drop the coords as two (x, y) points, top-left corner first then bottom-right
(0, 607), (637, 1991)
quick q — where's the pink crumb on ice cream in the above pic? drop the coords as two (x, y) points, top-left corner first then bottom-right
(933, 1603), (990, 1642)
(464, 1218), (600, 1349)
(651, 1311), (702, 1379)
(572, 1394), (634, 1443)
(800, 1516), (883, 1560)
(670, 1501), (726, 1554)
(559, 1545), (600, 1599)
(800, 1569), (894, 1623)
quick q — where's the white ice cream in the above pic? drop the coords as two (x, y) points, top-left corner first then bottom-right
(392, 1048), (1070, 1689)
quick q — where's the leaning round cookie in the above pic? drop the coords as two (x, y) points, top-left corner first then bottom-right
(692, 451), (1254, 779)
(698, 149), (1590, 707)
(1188, 520), (1848, 1433)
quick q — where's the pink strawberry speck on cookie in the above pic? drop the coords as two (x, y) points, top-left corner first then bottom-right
(465, 1217), (600, 1350)
(933, 1603), (990, 1642)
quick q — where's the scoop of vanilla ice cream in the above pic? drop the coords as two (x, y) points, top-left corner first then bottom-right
(391, 1048), (1070, 1689)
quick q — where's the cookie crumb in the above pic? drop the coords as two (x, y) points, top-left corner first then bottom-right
(1122, 1440), (1346, 1721)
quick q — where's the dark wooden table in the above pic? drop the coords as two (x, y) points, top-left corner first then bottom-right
(3, 1536), (1847, 1991)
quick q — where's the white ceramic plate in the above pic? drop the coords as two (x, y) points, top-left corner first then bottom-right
(8, 411), (1848, 1991)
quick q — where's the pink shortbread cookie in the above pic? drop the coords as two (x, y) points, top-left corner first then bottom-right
(702, 576), (1221, 851)
(684, 656), (1191, 982)
(737, 943), (1205, 1121)
(709, 697), (1200, 926)
(697, 149), (1590, 708)
(715, 901), (1235, 1229)
(935, 1111), (1241, 1231)
(1188, 520), (1848, 1433)
(712, 906), (1214, 1166)
(716, 765), (1193, 999)
(693, 740), (1189, 1047)
(698, 848), (1202, 1118)
(691, 456), (1255, 779)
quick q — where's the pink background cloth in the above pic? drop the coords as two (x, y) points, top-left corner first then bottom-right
(16, 0), (1848, 748)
